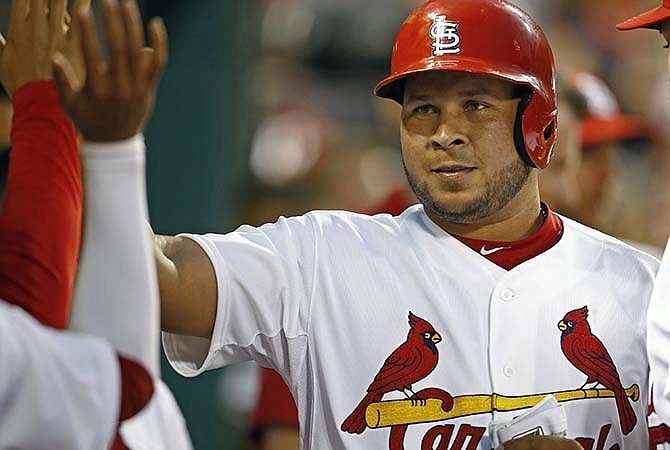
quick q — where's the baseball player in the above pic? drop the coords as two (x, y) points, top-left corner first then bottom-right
(618, 2), (670, 447)
(46, 0), (193, 448)
(251, 69), (662, 450)
(617, 0), (670, 46)
(540, 71), (654, 251)
(66, 0), (659, 449)
(0, 0), (191, 448)
(0, 0), (155, 447)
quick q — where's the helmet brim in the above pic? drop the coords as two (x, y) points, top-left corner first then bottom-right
(374, 58), (540, 104)
(616, 5), (669, 31)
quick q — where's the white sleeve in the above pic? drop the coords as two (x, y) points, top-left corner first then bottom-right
(648, 237), (670, 418)
(162, 215), (316, 379)
(0, 300), (119, 449)
(70, 135), (160, 376)
(120, 379), (194, 450)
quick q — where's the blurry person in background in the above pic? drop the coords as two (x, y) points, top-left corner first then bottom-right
(570, 73), (650, 242)
(540, 71), (656, 253)
(537, 73), (586, 221)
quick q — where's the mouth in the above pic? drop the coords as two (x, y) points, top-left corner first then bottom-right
(431, 165), (476, 180)
(557, 320), (567, 331)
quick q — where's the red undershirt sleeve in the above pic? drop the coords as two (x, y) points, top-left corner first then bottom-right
(0, 81), (81, 329)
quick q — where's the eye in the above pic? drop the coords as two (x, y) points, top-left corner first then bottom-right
(414, 104), (437, 115)
(568, 321), (574, 327)
(464, 100), (488, 112)
(424, 332), (431, 339)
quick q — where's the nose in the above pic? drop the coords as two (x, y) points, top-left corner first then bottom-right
(430, 115), (469, 150)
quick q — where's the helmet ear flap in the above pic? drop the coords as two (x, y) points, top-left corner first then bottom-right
(544, 120), (555, 141)
(514, 86), (536, 167)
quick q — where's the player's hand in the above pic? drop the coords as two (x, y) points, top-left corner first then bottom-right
(52, 0), (167, 142)
(498, 435), (584, 450)
(58, 0), (91, 90)
(0, 0), (72, 97)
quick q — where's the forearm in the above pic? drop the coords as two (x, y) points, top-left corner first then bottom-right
(70, 134), (160, 376)
(0, 81), (81, 329)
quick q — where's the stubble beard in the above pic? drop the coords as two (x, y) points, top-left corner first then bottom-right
(403, 156), (532, 224)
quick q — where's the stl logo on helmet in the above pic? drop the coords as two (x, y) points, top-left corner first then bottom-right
(430, 15), (462, 56)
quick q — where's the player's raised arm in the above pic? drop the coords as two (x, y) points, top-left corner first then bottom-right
(0, 0), (88, 328)
(52, 0), (217, 341)
(53, 0), (167, 370)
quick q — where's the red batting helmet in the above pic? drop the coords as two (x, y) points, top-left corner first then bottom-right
(616, 0), (670, 31)
(375, 0), (558, 169)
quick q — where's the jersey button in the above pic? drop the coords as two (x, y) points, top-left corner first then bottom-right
(503, 365), (514, 377)
(500, 288), (515, 301)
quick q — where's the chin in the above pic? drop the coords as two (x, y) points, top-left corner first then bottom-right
(424, 191), (492, 224)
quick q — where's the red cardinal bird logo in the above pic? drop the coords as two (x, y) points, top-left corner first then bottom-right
(341, 312), (442, 435)
(558, 306), (637, 435)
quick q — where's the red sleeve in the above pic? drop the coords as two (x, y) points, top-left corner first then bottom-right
(109, 355), (155, 450)
(0, 81), (81, 329)
(250, 367), (299, 439)
(117, 355), (155, 421)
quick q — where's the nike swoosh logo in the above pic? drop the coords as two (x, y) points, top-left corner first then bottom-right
(480, 245), (511, 256)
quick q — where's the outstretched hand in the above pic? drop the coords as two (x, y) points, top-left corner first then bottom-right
(498, 435), (584, 450)
(52, 0), (167, 142)
(0, 0), (89, 97)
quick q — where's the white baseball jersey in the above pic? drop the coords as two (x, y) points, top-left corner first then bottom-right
(163, 205), (658, 450)
(0, 299), (119, 450)
(648, 237), (670, 449)
(120, 379), (194, 450)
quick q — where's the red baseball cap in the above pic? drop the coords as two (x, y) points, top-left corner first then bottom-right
(616, 0), (670, 31)
(574, 73), (648, 147)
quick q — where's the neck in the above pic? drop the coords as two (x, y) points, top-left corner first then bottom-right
(427, 178), (543, 242)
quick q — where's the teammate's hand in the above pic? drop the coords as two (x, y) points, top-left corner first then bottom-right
(58, 0), (91, 91)
(0, 0), (73, 97)
(498, 435), (584, 450)
(52, 0), (167, 142)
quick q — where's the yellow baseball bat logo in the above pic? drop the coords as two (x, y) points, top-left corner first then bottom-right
(365, 385), (639, 429)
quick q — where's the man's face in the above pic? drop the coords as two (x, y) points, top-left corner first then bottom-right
(400, 71), (533, 225)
